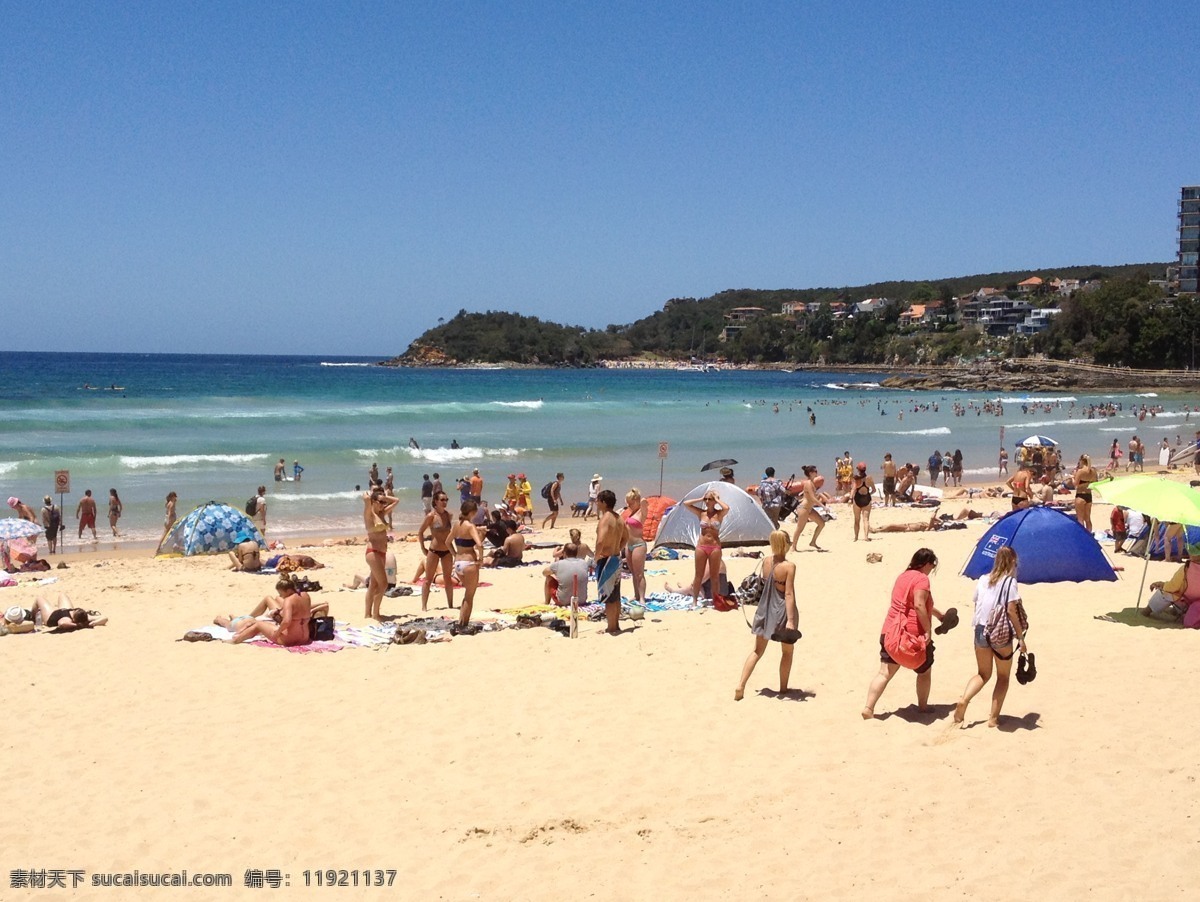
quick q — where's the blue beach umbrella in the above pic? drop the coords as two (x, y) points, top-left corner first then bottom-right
(0, 518), (44, 541)
(156, 501), (264, 557)
(961, 506), (1117, 584)
(1018, 435), (1059, 448)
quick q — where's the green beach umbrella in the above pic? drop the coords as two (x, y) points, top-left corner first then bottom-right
(1093, 475), (1200, 608)
(1092, 475), (1200, 526)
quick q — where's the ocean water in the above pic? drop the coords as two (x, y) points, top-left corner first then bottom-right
(2, 352), (1196, 549)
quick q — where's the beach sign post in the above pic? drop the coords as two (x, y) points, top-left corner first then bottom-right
(658, 441), (669, 496)
(54, 470), (70, 551)
(570, 574), (579, 639)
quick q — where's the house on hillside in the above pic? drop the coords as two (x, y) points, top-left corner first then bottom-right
(977, 297), (1034, 335)
(899, 303), (926, 327)
(1016, 276), (1044, 294)
(720, 306), (766, 342)
(1015, 307), (1061, 335)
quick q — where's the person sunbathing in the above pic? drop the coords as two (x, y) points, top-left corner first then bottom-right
(343, 551), (397, 591)
(33, 595), (108, 631)
(226, 576), (314, 645)
(876, 508), (983, 533)
(216, 582), (328, 631)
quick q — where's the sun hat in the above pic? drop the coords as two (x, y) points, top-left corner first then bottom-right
(508, 473), (516, 479)
(518, 473), (525, 479)
(4, 606), (25, 625)
(44, 495), (52, 505)
(6, 497), (17, 508)
(593, 474), (602, 481)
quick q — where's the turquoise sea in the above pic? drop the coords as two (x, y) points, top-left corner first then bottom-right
(1, 352), (1195, 549)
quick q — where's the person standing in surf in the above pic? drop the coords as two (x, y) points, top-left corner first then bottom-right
(594, 489), (628, 634)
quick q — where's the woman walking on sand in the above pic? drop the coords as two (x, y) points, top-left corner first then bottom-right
(418, 491), (455, 612)
(862, 548), (951, 720)
(107, 488), (123, 536)
(735, 530), (799, 700)
(850, 462), (875, 541)
(790, 465), (826, 551)
(362, 484), (399, 621)
(450, 501), (484, 628)
(682, 488), (729, 604)
(624, 488), (649, 603)
(1073, 453), (1098, 532)
(955, 547), (1029, 728)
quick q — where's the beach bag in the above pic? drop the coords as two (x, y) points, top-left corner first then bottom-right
(309, 616), (335, 642)
(984, 577), (1028, 653)
(540, 481), (554, 500)
(736, 571), (766, 607)
(883, 617), (927, 670)
(245, 496), (258, 516)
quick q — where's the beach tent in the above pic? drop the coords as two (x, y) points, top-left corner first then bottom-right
(652, 481), (773, 550)
(156, 501), (264, 557)
(962, 506), (1117, 584)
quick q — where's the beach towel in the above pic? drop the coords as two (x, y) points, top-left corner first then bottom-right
(596, 554), (621, 604)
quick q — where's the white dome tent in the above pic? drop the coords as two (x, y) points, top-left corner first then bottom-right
(651, 481), (774, 550)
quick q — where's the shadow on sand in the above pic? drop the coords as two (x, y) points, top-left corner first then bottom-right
(756, 688), (816, 702)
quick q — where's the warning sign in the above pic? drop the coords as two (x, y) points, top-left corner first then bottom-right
(658, 442), (669, 459)
(54, 470), (71, 494)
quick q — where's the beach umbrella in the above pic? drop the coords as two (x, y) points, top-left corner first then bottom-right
(1019, 435), (1058, 448)
(1092, 475), (1200, 607)
(1092, 475), (1200, 526)
(156, 501), (263, 557)
(0, 518), (43, 541)
(701, 458), (738, 472)
(961, 506), (1117, 584)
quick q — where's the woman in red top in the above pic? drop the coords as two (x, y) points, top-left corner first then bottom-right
(861, 548), (951, 720)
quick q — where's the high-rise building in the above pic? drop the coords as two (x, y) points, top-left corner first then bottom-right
(1181, 186), (1200, 293)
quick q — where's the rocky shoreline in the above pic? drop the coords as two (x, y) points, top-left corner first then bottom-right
(379, 349), (1200, 392)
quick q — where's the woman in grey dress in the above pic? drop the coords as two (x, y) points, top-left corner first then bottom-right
(735, 529), (799, 700)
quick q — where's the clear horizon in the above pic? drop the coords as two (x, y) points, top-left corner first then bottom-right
(3, 2), (1196, 356)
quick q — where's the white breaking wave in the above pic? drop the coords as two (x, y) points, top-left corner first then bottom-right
(490, 400), (544, 409)
(354, 445), (538, 464)
(320, 362), (373, 367)
(825, 382), (882, 390)
(1135, 392), (1158, 398)
(272, 490), (376, 503)
(121, 453), (271, 469)
(0, 461), (19, 476)
(994, 396), (1078, 404)
(885, 426), (953, 436)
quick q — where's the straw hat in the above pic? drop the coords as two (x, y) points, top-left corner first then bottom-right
(4, 606), (25, 625)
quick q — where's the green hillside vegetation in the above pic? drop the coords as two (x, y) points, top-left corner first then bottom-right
(393, 262), (1186, 367)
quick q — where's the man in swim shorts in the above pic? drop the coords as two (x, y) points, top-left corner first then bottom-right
(76, 489), (98, 540)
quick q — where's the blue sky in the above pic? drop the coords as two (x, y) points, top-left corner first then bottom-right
(2, 2), (1196, 355)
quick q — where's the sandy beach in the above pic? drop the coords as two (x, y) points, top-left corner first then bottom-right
(4, 479), (1199, 900)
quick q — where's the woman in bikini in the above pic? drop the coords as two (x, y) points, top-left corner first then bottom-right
(108, 488), (123, 536)
(418, 491), (455, 612)
(790, 465), (826, 551)
(450, 500), (484, 628)
(624, 487), (650, 603)
(682, 489), (729, 605)
(850, 462), (876, 542)
(735, 529), (798, 701)
(362, 485), (399, 621)
(1073, 453), (1098, 532)
(31, 595), (108, 631)
(228, 576), (313, 646)
(162, 491), (177, 542)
